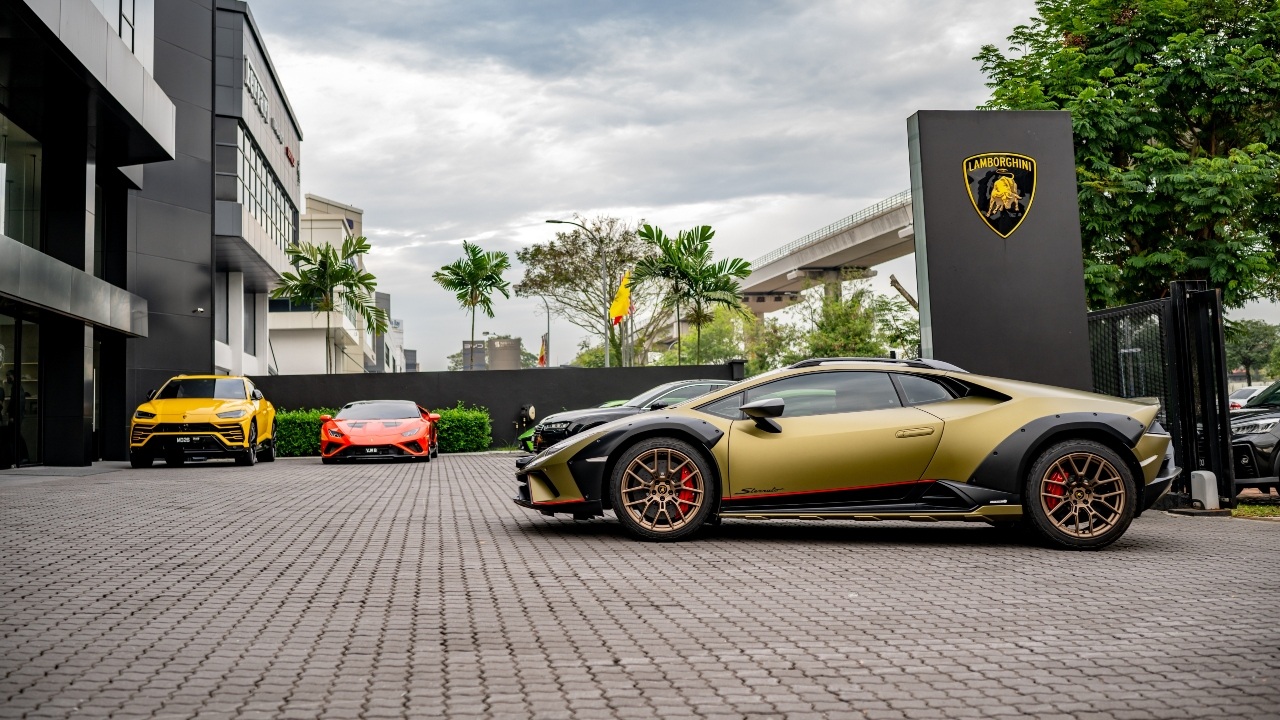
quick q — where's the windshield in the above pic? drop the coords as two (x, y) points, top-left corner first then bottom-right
(1245, 382), (1280, 408)
(157, 378), (246, 400)
(337, 402), (421, 420)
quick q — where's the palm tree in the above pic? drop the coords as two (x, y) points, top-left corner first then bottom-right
(433, 241), (512, 367)
(632, 225), (750, 365)
(271, 235), (389, 374)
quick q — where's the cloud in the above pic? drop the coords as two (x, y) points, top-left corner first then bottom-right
(250, 0), (1036, 369)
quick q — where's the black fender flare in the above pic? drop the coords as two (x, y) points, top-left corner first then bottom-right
(969, 412), (1148, 496)
(565, 415), (725, 505)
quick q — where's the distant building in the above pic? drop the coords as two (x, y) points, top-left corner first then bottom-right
(404, 349), (419, 372)
(268, 195), (376, 374)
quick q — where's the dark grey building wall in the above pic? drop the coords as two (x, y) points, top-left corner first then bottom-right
(127, 0), (216, 421)
(251, 363), (745, 446)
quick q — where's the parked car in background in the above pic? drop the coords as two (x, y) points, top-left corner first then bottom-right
(129, 375), (276, 468)
(514, 358), (1180, 549)
(530, 379), (736, 452)
(1229, 386), (1266, 410)
(320, 400), (439, 464)
(1228, 380), (1280, 495)
(519, 397), (628, 451)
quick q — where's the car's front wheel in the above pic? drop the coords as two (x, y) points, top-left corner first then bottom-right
(608, 437), (717, 542)
(235, 422), (258, 467)
(130, 452), (153, 469)
(257, 421), (277, 463)
(1024, 440), (1136, 550)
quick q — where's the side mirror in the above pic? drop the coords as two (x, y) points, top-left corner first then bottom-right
(648, 402), (668, 411)
(146, 389), (156, 400)
(428, 413), (441, 422)
(741, 397), (784, 433)
(252, 389), (263, 400)
(319, 415), (332, 422)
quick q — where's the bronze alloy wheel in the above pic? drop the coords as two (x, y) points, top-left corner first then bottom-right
(1039, 452), (1127, 537)
(1026, 439), (1136, 549)
(609, 437), (716, 541)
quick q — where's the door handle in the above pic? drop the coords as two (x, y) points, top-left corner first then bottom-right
(895, 427), (935, 438)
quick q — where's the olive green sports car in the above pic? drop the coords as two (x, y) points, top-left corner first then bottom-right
(514, 358), (1180, 549)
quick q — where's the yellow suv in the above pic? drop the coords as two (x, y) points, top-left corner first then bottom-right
(130, 375), (276, 468)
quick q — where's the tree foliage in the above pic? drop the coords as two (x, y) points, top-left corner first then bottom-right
(270, 235), (389, 373)
(432, 241), (512, 347)
(516, 217), (671, 365)
(976, 0), (1280, 308)
(1225, 318), (1278, 385)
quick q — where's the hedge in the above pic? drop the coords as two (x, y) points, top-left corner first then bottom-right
(272, 404), (492, 456)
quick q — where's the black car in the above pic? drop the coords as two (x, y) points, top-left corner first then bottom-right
(1229, 381), (1280, 495)
(531, 379), (735, 452)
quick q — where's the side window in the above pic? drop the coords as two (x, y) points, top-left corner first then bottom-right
(698, 392), (744, 420)
(895, 374), (955, 405)
(656, 384), (711, 406)
(744, 371), (901, 418)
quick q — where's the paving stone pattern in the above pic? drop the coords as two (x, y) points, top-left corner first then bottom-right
(2, 455), (1279, 719)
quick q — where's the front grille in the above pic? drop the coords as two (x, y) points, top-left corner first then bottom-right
(131, 422), (244, 445)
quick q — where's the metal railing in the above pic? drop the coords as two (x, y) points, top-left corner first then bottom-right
(751, 189), (913, 269)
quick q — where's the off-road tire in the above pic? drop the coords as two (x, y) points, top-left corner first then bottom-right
(608, 437), (717, 542)
(1024, 439), (1136, 550)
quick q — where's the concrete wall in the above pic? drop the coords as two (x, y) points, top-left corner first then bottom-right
(251, 362), (746, 446)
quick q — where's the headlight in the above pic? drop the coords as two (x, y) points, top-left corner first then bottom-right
(401, 428), (419, 437)
(217, 409), (248, 419)
(540, 421), (571, 431)
(1231, 418), (1278, 436)
(328, 428), (344, 438)
(134, 410), (155, 420)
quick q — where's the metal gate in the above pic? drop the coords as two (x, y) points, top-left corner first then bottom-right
(1087, 281), (1234, 504)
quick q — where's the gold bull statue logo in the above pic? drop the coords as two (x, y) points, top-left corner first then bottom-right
(987, 170), (1021, 217)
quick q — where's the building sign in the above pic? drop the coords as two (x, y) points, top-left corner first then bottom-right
(243, 57), (269, 121)
(963, 152), (1036, 238)
(285, 146), (296, 167)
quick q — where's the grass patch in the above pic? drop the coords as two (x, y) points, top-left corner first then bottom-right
(1233, 496), (1280, 518)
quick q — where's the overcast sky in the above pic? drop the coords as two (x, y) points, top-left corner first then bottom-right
(248, 0), (1039, 370)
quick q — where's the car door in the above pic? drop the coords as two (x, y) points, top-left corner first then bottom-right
(721, 371), (944, 506)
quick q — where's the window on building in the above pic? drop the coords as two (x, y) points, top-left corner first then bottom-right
(236, 125), (296, 254)
(0, 114), (42, 250)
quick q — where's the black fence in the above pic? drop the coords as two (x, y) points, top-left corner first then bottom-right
(251, 361), (746, 446)
(1086, 281), (1234, 502)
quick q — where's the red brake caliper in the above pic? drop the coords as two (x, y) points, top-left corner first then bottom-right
(677, 467), (695, 515)
(1045, 470), (1066, 510)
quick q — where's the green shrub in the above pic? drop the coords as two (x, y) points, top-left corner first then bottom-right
(273, 408), (338, 457)
(435, 402), (492, 453)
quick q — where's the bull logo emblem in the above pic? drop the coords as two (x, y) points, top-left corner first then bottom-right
(963, 152), (1036, 238)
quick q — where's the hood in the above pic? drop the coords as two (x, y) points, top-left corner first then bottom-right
(1230, 405), (1280, 422)
(539, 406), (641, 428)
(335, 417), (427, 443)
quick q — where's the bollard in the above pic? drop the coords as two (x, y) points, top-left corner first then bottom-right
(1190, 470), (1219, 510)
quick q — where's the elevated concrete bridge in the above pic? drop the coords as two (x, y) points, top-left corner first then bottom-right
(741, 189), (914, 316)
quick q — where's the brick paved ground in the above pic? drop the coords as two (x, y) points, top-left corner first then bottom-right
(2, 454), (1279, 719)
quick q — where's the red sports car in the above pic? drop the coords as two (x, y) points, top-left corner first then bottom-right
(320, 400), (440, 464)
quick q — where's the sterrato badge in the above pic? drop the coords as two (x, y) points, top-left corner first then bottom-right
(963, 152), (1036, 238)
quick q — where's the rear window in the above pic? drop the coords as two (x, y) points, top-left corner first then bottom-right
(1230, 388), (1258, 400)
(337, 402), (421, 420)
(157, 378), (246, 400)
(895, 374), (955, 405)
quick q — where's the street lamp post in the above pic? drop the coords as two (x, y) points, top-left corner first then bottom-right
(545, 219), (611, 368)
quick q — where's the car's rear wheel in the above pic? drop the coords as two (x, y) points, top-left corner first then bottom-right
(235, 422), (258, 467)
(130, 452), (153, 469)
(257, 421), (277, 463)
(608, 437), (716, 542)
(1024, 440), (1136, 550)
(431, 440), (439, 458)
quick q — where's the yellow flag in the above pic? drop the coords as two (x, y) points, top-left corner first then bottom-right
(609, 271), (632, 326)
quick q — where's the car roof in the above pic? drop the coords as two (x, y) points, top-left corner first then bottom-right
(344, 399), (418, 405)
(168, 375), (249, 380)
